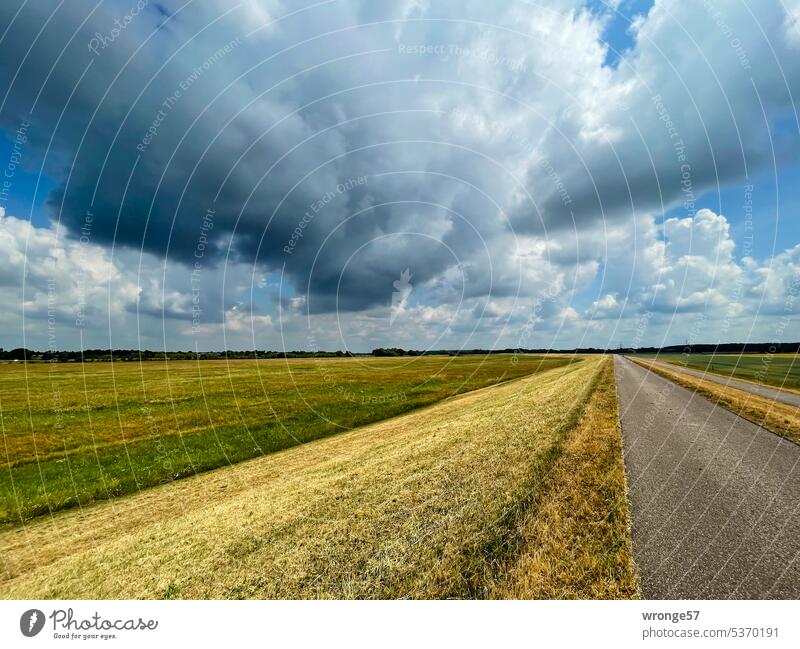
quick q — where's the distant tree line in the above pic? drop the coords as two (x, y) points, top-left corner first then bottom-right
(1, 342), (798, 362)
(0, 348), (355, 362)
(371, 347), (418, 356)
(371, 343), (800, 356)
(621, 343), (800, 355)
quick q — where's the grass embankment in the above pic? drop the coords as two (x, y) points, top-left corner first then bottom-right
(649, 353), (800, 392)
(491, 361), (639, 598)
(0, 356), (638, 599)
(0, 354), (570, 524)
(632, 359), (800, 444)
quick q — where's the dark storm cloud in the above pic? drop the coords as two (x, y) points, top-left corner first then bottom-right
(1, 0), (799, 321)
(1, 0), (535, 313)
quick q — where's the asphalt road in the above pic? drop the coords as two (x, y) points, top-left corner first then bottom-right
(614, 355), (800, 599)
(648, 359), (800, 408)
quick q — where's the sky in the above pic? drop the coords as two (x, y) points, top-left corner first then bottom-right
(0, 0), (798, 353)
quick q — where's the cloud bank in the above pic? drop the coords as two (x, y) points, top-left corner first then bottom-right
(0, 0), (798, 351)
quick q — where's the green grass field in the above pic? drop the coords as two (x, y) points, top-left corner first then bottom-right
(645, 353), (800, 391)
(0, 354), (573, 524)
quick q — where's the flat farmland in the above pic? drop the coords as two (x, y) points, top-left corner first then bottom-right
(649, 353), (800, 391)
(1, 356), (638, 599)
(0, 354), (573, 524)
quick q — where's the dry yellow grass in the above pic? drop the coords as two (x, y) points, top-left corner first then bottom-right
(491, 361), (639, 599)
(1, 355), (637, 599)
(631, 359), (800, 445)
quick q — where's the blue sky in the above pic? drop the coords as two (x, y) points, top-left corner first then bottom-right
(592, 0), (655, 67)
(0, 131), (55, 227)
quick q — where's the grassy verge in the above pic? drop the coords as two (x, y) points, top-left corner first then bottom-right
(490, 357), (639, 599)
(0, 356), (636, 599)
(0, 355), (572, 524)
(643, 353), (800, 392)
(631, 358), (800, 444)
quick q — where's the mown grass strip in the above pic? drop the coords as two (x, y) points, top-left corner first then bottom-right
(631, 358), (800, 445)
(440, 359), (605, 599)
(489, 358), (639, 599)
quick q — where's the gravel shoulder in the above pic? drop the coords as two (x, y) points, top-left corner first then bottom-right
(614, 355), (800, 599)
